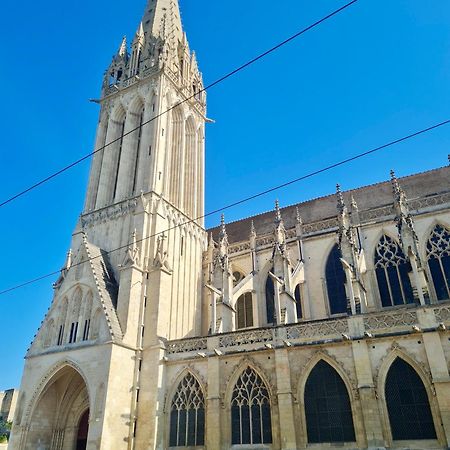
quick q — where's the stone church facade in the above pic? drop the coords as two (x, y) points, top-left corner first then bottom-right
(8, 1), (450, 449)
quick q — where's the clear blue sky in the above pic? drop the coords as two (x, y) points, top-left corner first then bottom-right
(1, 0), (450, 389)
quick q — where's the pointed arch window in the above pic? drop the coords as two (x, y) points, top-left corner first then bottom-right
(325, 245), (348, 315)
(374, 235), (414, 307)
(169, 373), (205, 447)
(132, 108), (145, 194)
(305, 360), (356, 443)
(236, 292), (253, 329)
(385, 358), (436, 440)
(112, 118), (126, 200)
(427, 224), (450, 301)
(231, 368), (272, 445)
(265, 271), (275, 324)
(294, 284), (303, 319)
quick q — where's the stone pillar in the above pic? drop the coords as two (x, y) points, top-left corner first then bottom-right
(206, 340), (221, 449)
(274, 348), (297, 449)
(422, 331), (450, 446)
(351, 340), (385, 448)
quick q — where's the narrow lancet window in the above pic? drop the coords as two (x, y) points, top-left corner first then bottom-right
(325, 245), (348, 315)
(112, 119), (126, 200)
(236, 292), (253, 329)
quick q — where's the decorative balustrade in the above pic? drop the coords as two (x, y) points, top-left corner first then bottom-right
(164, 303), (450, 357)
(219, 329), (274, 348)
(286, 318), (348, 340)
(363, 310), (418, 331)
(166, 337), (207, 354)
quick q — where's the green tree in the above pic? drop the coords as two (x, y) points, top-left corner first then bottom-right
(0, 420), (12, 443)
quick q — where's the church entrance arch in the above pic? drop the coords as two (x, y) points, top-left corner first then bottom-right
(24, 365), (90, 450)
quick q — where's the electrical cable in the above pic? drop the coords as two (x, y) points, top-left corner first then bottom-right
(0, 0), (358, 209)
(1, 117), (449, 296)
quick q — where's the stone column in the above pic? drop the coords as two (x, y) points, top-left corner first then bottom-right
(274, 348), (297, 449)
(422, 331), (450, 446)
(351, 340), (385, 448)
(206, 338), (221, 449)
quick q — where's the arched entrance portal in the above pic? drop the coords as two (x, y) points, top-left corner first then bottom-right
(25, 365), (90, 450)
(76, 409), (89, 450)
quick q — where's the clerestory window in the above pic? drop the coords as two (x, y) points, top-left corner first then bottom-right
(374, 235), (414, 307)
(426, 224), (450, 301)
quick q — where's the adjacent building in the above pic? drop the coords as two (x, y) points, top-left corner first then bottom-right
(9, 1), (450, 449)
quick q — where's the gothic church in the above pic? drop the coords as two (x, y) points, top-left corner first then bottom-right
(9, 1), (450, 449)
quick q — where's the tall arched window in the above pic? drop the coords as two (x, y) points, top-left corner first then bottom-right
(305, 360), (355, 443)
(325, 245), (348, 315)
(427, 224), (450, 301)
(112, 117), (126, 201)
(294, 284), (303, 319)
(169, 373), (205, 447)
(236, 293), (253, 329)
(374, 235), (414, 307)
(231, 368), (272, 445)
(132, 107), (145, 194)
(168, 108), (183, 206)
(385, 358), (436, 440)
(265, 272), (275, 324)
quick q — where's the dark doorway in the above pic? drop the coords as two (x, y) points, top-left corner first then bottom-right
(76, 409), (89, 450)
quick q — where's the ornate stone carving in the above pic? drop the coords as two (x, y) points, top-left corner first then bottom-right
(286, 318), (348, 340)
(219, 329), (274, 348)
(363, 311), (417, 331)
(166, 338), (208, 354)
(81, 199), (139, 228)
(434, 306), (450, 324)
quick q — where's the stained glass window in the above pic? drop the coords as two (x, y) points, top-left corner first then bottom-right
(231, 368), (272, 445)
(265, 271), (275, 324)
(374, 235), (414, 307)
(236, 293), (253, 329)
(385, 358), (436, 440)
(169, 373), (205, 447)
(427, 225), (450, 301)
(326, 245), (348, 315)
(305, 360), (356, 443)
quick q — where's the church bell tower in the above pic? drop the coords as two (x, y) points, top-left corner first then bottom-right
(9, 1), (207, 449)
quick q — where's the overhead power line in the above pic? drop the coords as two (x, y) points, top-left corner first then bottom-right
(1, 117), (449, 296)
(0, 0), (359, 209)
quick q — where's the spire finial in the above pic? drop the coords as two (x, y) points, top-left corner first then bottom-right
(219, 214), (227, 241)
(250, 220), (256, 237)
(390, 169), (402, 198)
(336, 184), (345, 213)
(274, 200), (282, 224)
(118, 36), (127, 57)
(296, 207), (302, 225)
(64, 249), (73, 271)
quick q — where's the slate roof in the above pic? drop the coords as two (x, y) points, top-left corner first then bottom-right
(208, 166), (450, 244)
